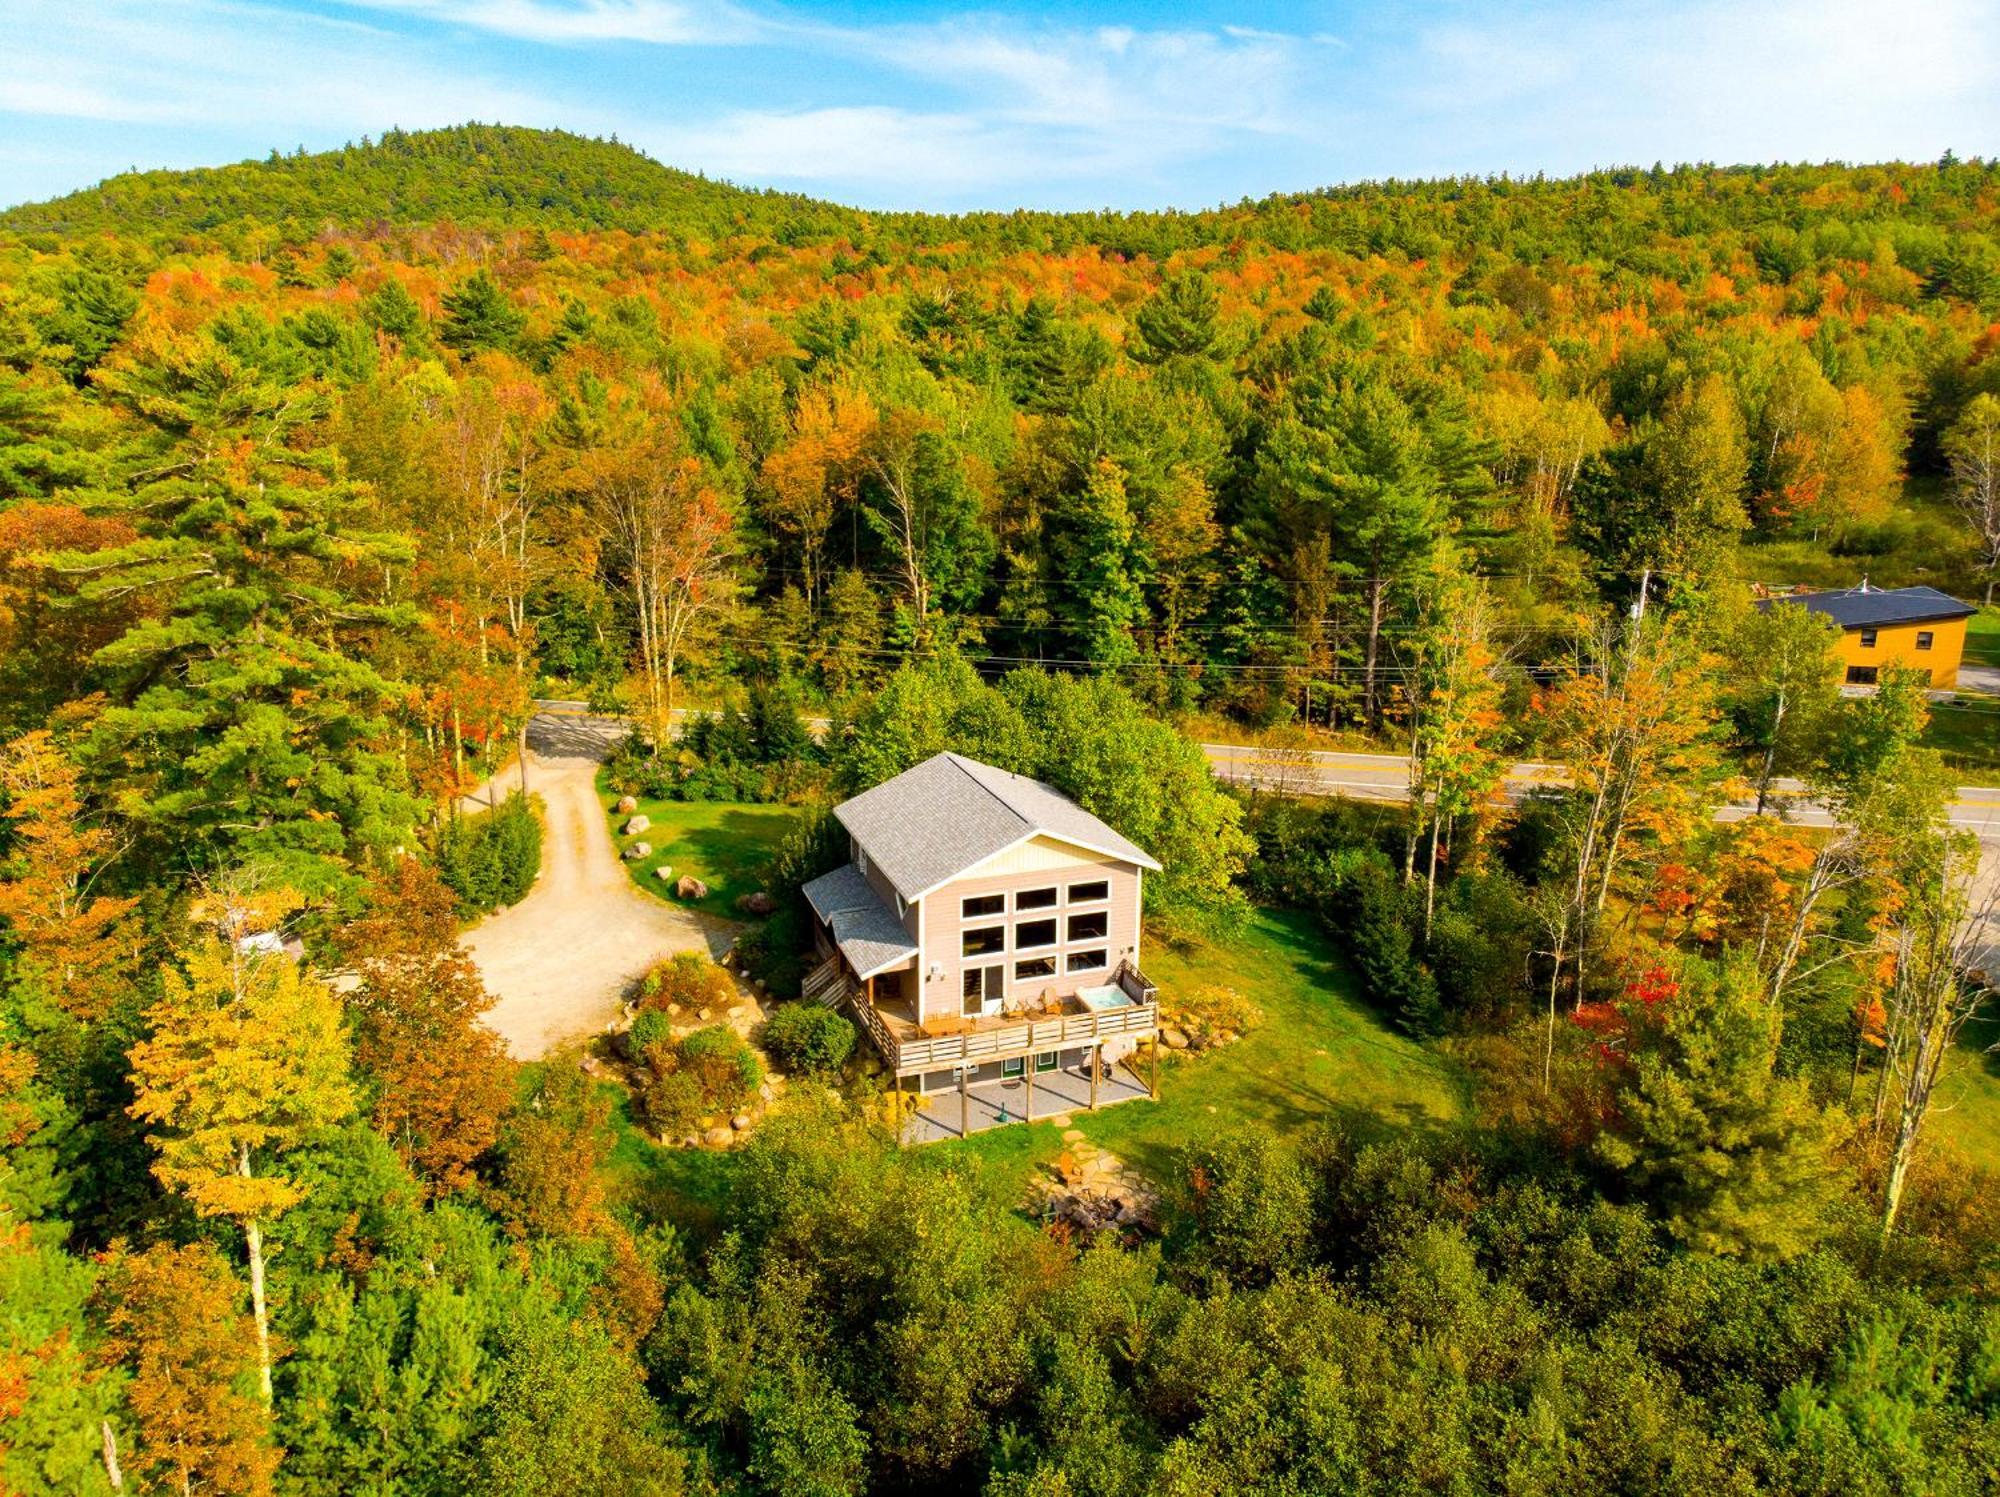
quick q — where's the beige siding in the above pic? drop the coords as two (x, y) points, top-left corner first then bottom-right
(917, 844), (1141, 1024)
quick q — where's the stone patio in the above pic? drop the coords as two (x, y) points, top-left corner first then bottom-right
(901, 1057), (1152, 1143)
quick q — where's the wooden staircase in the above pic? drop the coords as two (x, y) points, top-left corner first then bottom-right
(800, 954), (852, 1008)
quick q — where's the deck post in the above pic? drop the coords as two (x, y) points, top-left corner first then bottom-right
(1149, 1036), (1159, 1099)
(1089, 1046), (1100, 1111)
(1024, 1056), (1035, 1121)
(959, 1068), (969, 1138)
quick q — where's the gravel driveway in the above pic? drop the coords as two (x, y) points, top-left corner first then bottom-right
(464, 713), (735, 1059)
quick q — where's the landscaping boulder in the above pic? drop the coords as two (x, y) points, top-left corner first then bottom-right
(736, 890), (778, 916)
(623, 814), (651, 836)
(702, 1126), (734, 1148)
(676, 874), (708, 900)
(731, 1113), (753, 1131)
(653, 865), (675, 881)
(1161, 1027), (1191, 1050)
(615, 795), (639, 815)
(623, 841), (652, 861)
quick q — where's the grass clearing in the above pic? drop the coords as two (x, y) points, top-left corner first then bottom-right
(1964, 607), (2000, 668)
(1933, 1012), (2000, 1164)
(1924, 700), (2000, 773)
(601, 786), (803, 916)
(939, 907), (1469, 1195)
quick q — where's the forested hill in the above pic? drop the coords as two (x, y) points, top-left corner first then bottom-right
(0, 124), (855, 242)
(7, 124), (2000, 283)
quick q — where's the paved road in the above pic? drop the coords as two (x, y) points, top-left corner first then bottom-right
(463, 713), (733, 1059)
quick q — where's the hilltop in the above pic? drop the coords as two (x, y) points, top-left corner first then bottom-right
(0, 123), (853, 241)
(5, 124), (1997, 278)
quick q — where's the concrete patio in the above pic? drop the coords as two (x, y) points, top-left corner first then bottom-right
(902, 1058), (1153, 1144)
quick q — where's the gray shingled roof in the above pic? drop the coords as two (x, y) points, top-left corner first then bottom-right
(800, 863), (918, 980)
(1754, 585), (1974, 630)
(833, 751), (1160, 900)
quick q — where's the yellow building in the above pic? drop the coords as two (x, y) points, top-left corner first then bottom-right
(1755, 584), (1975, 688)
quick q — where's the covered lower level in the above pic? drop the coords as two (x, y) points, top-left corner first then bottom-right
(901, 1049), (1154, 1144)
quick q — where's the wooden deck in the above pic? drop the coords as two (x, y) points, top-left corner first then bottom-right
(854, 962), (1159, 1077)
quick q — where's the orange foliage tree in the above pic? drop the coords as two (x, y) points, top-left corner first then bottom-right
(340, 858), (513, 1197)
(95, 1241), (279, 1497)
(0, 729), (138, 1020)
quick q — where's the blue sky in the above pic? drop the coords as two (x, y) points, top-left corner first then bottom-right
(1, 0), (1995, 213)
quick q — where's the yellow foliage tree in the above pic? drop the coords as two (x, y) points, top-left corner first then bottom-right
(125, 888), (354, 1406)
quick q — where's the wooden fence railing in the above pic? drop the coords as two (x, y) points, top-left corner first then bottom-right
(859, 999), (1159, 1076)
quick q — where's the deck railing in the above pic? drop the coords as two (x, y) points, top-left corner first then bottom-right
(856, 964), (1160, 1077)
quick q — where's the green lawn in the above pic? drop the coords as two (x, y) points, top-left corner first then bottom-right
(1923, 699), (2000, 774)
(1963, 607), (2000, 668)
(942, 907), (1470, 1199)
(600, 786), (803, 917)
(1935, 1011), (2000, 1163)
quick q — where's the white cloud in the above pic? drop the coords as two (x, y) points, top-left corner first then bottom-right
(0, 0), (568, 132)
(339, 0), (765, 46)
(1401, 0), (1999, 168)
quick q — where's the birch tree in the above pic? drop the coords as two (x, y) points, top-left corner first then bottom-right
(591, 432), (736, 748)
(1945, 392), (2000, 607)
(126, 886), (355, 1406)
(1873, 828), (1992, 1244)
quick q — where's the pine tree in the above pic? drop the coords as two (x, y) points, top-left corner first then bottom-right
(1595, 959), (1846, 1260)
(439, 271), (525, 353)
(47, 330), (421, 895)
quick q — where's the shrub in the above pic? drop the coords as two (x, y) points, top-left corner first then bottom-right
(1426, 871), (1536, 1023)
(761, 1003), (857, 1076)
(436, 793), (543, 916)
(626, 1007), (673, 1053)
(630, 1024), (764, 1136)
(1330, 851), (1444, 1038)
(1170, 1129), (1313, 1285)
(638, 953), (737, 1016)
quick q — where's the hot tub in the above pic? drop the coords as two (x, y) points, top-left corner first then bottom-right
(1075, 984), (1133, 1012)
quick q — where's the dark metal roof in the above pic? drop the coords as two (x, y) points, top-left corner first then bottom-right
(1753, 585), (1975, 630)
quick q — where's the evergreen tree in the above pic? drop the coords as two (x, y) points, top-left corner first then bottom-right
(50, 331), (421, 894)
(439, 271), (526, 353)
(1595, 959), (1845, 1260)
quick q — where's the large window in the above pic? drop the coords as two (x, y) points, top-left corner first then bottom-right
(1068, 911), (1108, 942)
(1068, 879), (1109, 905)
(961, 893), (1005, 919)
(1016, 886), (1058, 911)
(963, 926), (1005, 957)
(1002, 1056), (1024, 1078)
(1066, 949), (1108, 973)
(1015, 917), (1057, 950)
(1846, 664), (1879, 685)
(1014, 956), (1056, 980)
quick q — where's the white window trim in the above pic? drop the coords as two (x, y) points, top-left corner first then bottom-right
(1014, 886), (1060, 912)
(1066, 948), (1110, 974)
(1012, 917), (1060, 952)
(1066, 879), (1111, 907)
(1065, 911), (1110, 944)
(1013, 955), (1058, 980)
(959, 893), (1007, 921)
(961, 925), (1007, 959)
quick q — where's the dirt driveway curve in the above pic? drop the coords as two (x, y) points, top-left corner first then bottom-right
(463, 713), (734, 1059)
